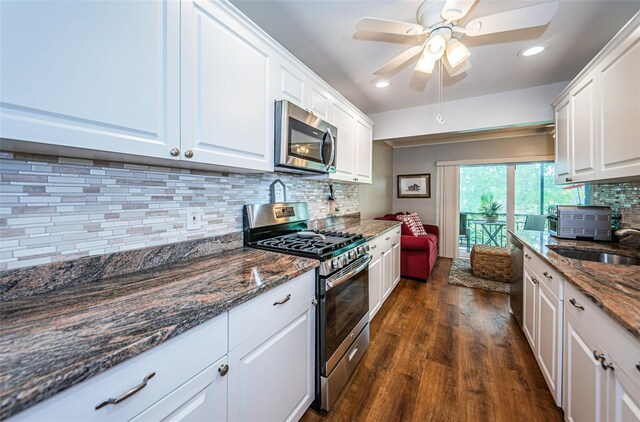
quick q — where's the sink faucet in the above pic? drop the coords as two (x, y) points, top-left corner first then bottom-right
(614, 228), (640, 237)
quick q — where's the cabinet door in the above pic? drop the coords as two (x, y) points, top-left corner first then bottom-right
(228, 297), (315, 422)
(564, 313), (607, 422)
(368, 254), (383, 320)
(522, 266), (537, 351)
(131, 357), (228, 422)
(392, 241), (401, 287)
(355, 119), (373, 184)
(609, 366), (640, 422)
(330, 102), (357, 182)
(536, 282), (563, 406)
(381, 249), (393, 301)
(307, 81), (332, 123)
(597, 26), (640, 180)
(570, 72), (597, 181)
(273, 57), (307, 108)
(181, 0), (273, 171)
(555, 96), (571, 184)
(0, 0), (180, 161)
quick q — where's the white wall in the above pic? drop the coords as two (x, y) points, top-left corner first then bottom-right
(369, 82), (567, 141)
(392, 134), (554, 225)
(359, 142), (393, 219)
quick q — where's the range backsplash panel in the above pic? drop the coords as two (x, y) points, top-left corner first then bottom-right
(0, 152), (359, 270)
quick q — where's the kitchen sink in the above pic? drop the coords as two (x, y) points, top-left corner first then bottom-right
(550, 248), (640, 266)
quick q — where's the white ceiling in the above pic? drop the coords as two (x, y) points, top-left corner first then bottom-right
(231, 0), (640, 115)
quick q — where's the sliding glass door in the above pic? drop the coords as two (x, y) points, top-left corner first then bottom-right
(459, 161), (586, 256)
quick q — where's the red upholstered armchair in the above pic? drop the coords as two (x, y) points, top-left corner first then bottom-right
(376, 213), (439, 282)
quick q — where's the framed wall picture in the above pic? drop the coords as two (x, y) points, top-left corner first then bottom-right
(397, 174), (431, 198)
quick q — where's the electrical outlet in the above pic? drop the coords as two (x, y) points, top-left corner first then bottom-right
(186, 207), (204, 231)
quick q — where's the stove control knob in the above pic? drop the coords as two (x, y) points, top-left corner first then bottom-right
(357, 246), (366, 255)
(348, 250), (357, 260)
(331, 259), (341, 270)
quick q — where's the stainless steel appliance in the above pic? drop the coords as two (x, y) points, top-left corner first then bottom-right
(509, 235), (524, 329)
(274, 100), (337, 174)
(547, 205), (612, 241)
(243, 202), (370, 411)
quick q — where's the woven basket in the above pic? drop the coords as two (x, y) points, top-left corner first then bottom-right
(470, 245), (511, 283)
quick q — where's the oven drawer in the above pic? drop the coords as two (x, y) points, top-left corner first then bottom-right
(228, 270), (315, 350)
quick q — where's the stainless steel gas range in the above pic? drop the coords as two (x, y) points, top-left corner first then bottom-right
(243, 202), (371, 411)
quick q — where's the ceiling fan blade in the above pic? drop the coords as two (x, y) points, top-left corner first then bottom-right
(356, 17), (425, 36)
(441, 0), (477, 21)
(443, 56), (471, 77)
(374, 45), (425, 76)
(463, 1), (558, 37)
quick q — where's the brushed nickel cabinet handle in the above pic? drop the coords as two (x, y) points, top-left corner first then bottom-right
(95, 372), (156, 410)
(170, 148), (180, 157)
(636, 362), (640, 372)
(218, 364), (229, 376)
(566, 177), (573, 182)
(524, 254), (531, 260)
(371, 245), (377, 249)
(593, 350), (605, 362)
(532, 277), (539, 285)
(543, 272), (553, 279)
(569, 298), (585, 310)
(184, 150), (194, 158)
(600, 359), (615, 371)
(385, 237), (390, 241)
(273, 294), (291, 306)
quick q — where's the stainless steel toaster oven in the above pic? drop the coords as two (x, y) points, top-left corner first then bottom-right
(547, 205), (612, 241)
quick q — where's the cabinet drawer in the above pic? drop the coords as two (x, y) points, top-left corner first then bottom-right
(229, 270), (315, 350)
(524, 246), (563, 299)
(367, 236), (385, 255)
(11, 313), (228, 422)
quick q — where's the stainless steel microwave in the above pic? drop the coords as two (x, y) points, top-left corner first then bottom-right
(274, 100), (337, 174)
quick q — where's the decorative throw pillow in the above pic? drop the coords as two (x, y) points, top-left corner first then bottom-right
(396, 212), (427, 236)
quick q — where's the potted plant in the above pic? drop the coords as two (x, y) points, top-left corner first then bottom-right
(480, 193), (503, 223)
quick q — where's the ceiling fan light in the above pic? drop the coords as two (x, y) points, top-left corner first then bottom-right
(445, 39), (470, 68)
(426, 34), (446, 55)
(415, 55), (436, 74)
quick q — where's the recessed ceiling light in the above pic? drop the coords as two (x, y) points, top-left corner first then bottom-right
(375, 80), (390, 88)
(519, 45), (545, 57)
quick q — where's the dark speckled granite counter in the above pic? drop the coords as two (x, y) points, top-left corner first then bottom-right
(510, 230), (640, 341)
(0, 218), (401, 419)
(0, 247), (318, 420)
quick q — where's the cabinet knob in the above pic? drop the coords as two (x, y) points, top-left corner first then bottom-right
(218, 364), (229, 376)
(170, 148), (180, 157)
(184, 150), (194, 159)
(565, 177), (573, 182)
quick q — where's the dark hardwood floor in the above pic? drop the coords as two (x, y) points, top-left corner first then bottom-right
(302, 257), (564, 422)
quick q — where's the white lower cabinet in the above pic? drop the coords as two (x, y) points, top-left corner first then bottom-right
(8, 270), (317, 422)
(228, 298), (316, 422)
(368, 227), (401, 320)
(522, 261), (563, 406)
(131, 356), (228, 422)
(368, 253), (383, 320)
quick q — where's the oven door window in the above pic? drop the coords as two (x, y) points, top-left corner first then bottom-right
(288, 118), (326, 163)
(325, 266), (369, 365)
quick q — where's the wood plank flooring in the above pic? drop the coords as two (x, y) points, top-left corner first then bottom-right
(302, 257), (564, 422)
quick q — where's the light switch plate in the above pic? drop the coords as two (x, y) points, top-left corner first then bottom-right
(186, 207), (203, 231)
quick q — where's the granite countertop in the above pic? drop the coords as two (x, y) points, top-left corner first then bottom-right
(510, 230), (640, 341)
(329, 219), (402, 240)
(0, 247), (318, 420)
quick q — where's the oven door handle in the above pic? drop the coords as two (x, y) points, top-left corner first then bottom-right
(326, 255), (372, 291)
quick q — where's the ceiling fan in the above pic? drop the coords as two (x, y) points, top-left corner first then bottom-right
(355, 0), (559, 78)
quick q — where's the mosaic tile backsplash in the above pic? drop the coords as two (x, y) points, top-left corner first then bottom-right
(591, 181), (640, 229)
(0, 152), (359, 270)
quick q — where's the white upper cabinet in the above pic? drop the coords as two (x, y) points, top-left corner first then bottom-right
(554, 97), (571, 184)
(597, 23), (640, 180)
(331, 101), (358, 182)
(553, 13), (640, 183)
(181, 0), (274, 171)
(356, 119), (373, 184)
(0, 0), (372, 175)
(570, 72), (597, 182)
(0, 0), (181, 160)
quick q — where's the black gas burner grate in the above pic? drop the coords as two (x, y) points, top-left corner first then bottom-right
(253, 229), (364, 258)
